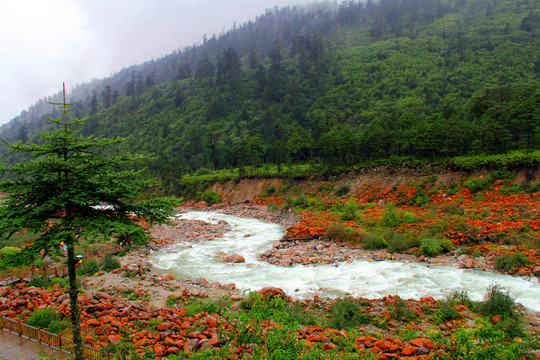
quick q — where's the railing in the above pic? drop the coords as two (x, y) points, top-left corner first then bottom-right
(0, 316), (118, 360)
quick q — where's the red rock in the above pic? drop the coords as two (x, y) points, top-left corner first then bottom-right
(107, 334), (122, 345)
(156, 321), (173, 331)
(491, 315), (502, 323)
(154, 344), (165, 357)
(167, 346), (180, 354)
(183, 338), (200, 352)
(409, 338), (436, 350)
(206, 315), (217, 327)
(162, 273), (175, 281)
(0, 287), (10, 297)
(85, 335), (94, 343)
(324, 343), (337, 351)
(401, 345), (419, 356)
(223, 254), (245, 263)
(260, 286), (286, 299)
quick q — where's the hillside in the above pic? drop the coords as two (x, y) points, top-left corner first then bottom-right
(0, 0), (539, 192)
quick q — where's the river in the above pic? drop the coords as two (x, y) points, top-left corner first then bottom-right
(150, 211), (540, 312)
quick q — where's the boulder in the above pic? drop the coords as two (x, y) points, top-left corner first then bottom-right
(223, 254), (245, 263)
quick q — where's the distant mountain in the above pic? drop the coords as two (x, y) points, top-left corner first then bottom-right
(1, 0), (538, 190)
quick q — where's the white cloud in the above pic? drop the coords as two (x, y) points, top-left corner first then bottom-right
(0, 0), (315, 125)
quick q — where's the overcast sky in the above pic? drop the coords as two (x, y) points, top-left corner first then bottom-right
(0, 0), (317, 125)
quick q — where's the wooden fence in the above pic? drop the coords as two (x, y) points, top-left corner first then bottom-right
(0, 316), (118, 360)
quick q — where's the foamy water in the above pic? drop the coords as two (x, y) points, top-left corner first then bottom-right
(150, 212), (540, 312)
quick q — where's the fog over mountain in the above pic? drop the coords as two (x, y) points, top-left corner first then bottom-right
(0, 0), (315, 125)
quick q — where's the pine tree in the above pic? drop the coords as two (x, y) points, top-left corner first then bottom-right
(0, 84), (180, 360)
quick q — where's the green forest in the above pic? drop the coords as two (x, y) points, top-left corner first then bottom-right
(1, 0), (539, 193)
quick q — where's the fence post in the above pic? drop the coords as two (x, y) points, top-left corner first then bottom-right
(58, 333), (62, 349)
(18, 319), (22, 336)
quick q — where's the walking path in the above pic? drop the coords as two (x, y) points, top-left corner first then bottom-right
(0, 329), (69, 360)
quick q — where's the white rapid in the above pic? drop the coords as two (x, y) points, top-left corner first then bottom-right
(150, 212), (540, 312)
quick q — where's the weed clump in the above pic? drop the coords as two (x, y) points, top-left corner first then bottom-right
(325, 224), (363, 245)
(26, 308), (67, 334)
(201, 190), (222, 204)
(419, 237), (452, 257)
(330, 298), (370, 330)
(494, 252), (531, 271)
(362, 234), (387, 250)
(480, 284), (519, 320)
(334, 185), (350, 197)
(102, 254), (121, 272)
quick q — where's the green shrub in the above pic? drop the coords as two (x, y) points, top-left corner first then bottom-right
(385, 231), (411, 253)
(334, 185), (350, 197)
(481, 284), (518, 320)
(201, 191), (222, 204)
(382, 205), (401, 227)
(102, 254), (121, 272)
(0, 246), (22, 258)
(390, 297), (415, 322)
(443, 204), (465, 216)
(77, 259), (100, 276)
(264, 185), (276, 197)
(317, 183), (334, 194)
(337, 200), (361, 221)
(419, 237), (452, 257)
(325, 224), (362, 245)
(435, 299), (461, 324)
(464, 177), (491, 193)
(26, 308), (67, 334)
(362, 234), (387, 250)
(50, 277), (71, 289)
(29, 275), (51, 289)
(330, 298), (370, 330)
(494, 252), (531, 271)
(267, 201), (279, 212)
(287, 195), (309, 209)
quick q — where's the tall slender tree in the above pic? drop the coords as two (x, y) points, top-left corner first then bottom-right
(0, 84), (179, 360)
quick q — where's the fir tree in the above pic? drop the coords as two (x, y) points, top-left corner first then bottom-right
(0, 84), (180, 360)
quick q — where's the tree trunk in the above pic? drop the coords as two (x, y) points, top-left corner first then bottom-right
(67, 237), (84, 360)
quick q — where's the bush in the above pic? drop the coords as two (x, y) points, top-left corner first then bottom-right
(26, 308), (67, 334)
(390, 297), (415, 322)
(29, 275), (51, 288)
(334, 185), (350, 197)
(362, 234), (387, 250)
(464, 177), (491, 193)
(442, 204), (465, 216)
(264, 185), (276, 197)
(435, 299), (461, 324)
(494, 252), (531, 271)
(325, 224), (363, 245)
(102, 254), (121, 272)
(201, 191), (222, 204)
(419, 237), (452, 257)
(330, 298), (370, 330)
(77, 259), (100, 276)
(481, 284), (518, 320)
(385, 231), (411, 253)
(0, 246), (21, 258)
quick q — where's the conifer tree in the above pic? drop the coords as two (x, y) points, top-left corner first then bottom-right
(0, 84), (180, 360)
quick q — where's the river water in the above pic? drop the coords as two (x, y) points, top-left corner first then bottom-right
(150, 211), (540, 312)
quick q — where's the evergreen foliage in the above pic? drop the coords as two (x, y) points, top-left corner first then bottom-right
(0, 85), (180, 360)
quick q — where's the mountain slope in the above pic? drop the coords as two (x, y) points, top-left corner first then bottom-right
(1, 0), (538, 190)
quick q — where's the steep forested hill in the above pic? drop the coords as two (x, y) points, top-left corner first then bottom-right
(1, 0), (538, 190)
